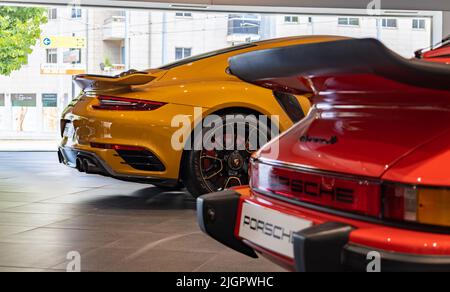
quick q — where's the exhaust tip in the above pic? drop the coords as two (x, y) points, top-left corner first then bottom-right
(76, 158), (85, 172)
(82, 158), (103, 175)
(82, 158), (94, 174)
(57, 150), (64, 164)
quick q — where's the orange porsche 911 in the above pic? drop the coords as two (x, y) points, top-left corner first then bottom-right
(58, 36), (344, 197)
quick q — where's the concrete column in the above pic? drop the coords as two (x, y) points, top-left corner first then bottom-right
(443, 11), (450, 38)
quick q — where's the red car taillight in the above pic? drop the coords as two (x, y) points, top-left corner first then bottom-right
(92, 96), (166, 111)
(250, 160), (450, 227)
(90, 143), (147, 151)
(250, 160), (381, 217)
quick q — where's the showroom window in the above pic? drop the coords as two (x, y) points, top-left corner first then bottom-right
(412, 19), (426, 30)
(175, 12), (193, 18)
(47, 8), (57, 20)
(338, 17), (360, 26)
(46, 49), (58, 64)
(382, 18), (398, 29)
(175, 47), (192, 60)
(71, 8), (82, 19)
(284, 15), (300, 24)
(0, 4), (436, 149)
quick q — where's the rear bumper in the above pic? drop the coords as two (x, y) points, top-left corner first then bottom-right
(58, 146), (178, 187)
(197, 189), (450, 272)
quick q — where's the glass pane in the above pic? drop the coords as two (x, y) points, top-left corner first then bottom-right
(184, 48), (192, 58)
(175, 48), (183, 60)
(349, 18), (360, 26)
(0, 4), (436, 150)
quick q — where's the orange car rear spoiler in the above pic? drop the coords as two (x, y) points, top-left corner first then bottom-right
(73, 70), (159, 94)
(228, 38), (450, 97)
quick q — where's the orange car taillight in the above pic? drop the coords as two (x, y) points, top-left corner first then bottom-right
(383, 185), (450, 227)
(250, 160), (382, 217)
(92, 96), (166, 111)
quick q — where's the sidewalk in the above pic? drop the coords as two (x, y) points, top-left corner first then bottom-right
(0, 140), (58, 151)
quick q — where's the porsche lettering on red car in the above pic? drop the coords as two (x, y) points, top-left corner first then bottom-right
(197, 38), (450, 272)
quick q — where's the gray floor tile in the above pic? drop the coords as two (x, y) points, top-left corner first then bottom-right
(0, 152), (284, 272)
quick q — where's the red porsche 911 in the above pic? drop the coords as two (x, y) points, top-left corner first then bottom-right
(417, 35), (450, 64)
(197, 38), (450, 272)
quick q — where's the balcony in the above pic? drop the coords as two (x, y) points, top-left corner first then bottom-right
(227, 14), (261, 44)
(226, 33), (261, 43)
(103, 16), (126, 41)
(102, 64), (126, 76)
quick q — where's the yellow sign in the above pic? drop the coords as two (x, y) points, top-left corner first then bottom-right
(40, 64), (86, 75)
(41, 36), (86, 49)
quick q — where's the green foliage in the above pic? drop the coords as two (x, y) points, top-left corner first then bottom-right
(0, 6), (48, 76)
(104, 57), (113, 67)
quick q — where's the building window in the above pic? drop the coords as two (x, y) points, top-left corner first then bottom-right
(175, 12), (192, 18)
(338, 17), (360, 26)
(228, 14), (261, 35)
(382, 18), (398, 29)
(412, 19), (426, 30)
(284, 15), (299, 24)
(46, 49), (58, 64)
(71, 8), (82, 19)
(175, 47), (192, 60)
(48, 8), (57, 20)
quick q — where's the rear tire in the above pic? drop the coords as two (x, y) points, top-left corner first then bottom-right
(182, 111), (273, 198)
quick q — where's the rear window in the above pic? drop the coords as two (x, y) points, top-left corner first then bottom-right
(158, 43), (257, 70)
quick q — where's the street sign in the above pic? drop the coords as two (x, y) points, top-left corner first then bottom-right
(43, 37), (51, 46)
(41, 36), (86, 48)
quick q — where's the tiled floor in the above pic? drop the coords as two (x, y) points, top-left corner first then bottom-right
(0, 152), (285, 272)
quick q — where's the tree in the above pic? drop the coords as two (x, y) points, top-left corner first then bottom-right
(0, 6), (47, 76)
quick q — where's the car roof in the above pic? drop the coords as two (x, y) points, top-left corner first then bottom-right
(158, 35), (347, 70)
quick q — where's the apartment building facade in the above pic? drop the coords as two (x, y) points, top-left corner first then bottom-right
(0, 6), (435, 141)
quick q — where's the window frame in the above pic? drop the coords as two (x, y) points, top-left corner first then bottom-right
(47, 8), (57, 20)
(228, 14), (261, 35)
(381, 18), (398, 29)
(175, 47), (192, 60)
(71, 7), (82, 19)
(412, 18), (426, 30)
(175, 12), (193, 18)
(46, 48), (58, 64)
(284, 15), (300, 24)
(338, 17), (360, 27)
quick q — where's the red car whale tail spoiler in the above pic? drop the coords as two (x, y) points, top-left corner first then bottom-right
(74, 70), (159, 95)
(228, 38), (450, 100)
